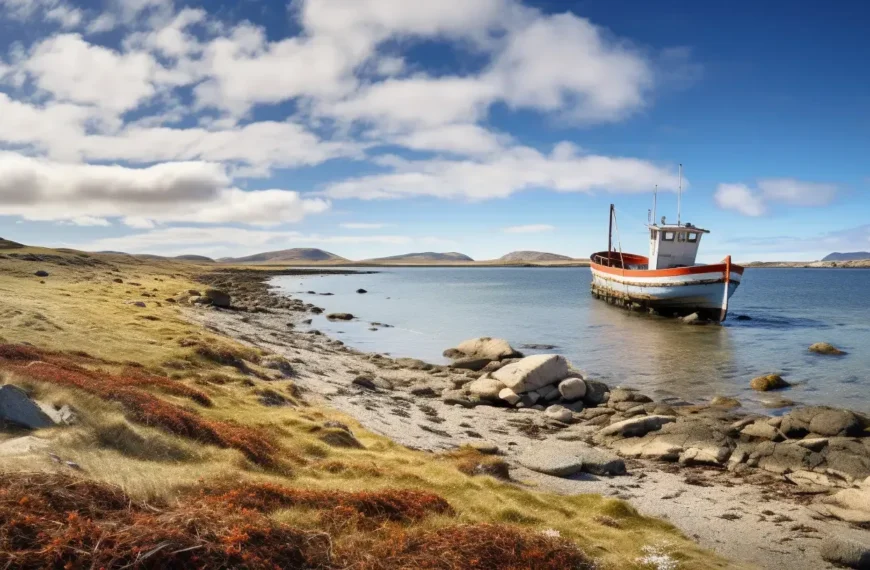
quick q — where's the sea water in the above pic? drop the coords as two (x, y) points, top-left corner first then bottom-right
(273, 267), (870, 413)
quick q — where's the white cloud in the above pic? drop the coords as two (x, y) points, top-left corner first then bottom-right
(503, 224), (555, 233)
(488, 13), (652, 123)
(70, 216), (111, 227)
(24, 33), (159, 113)
(340, 222), (389, 229)
(86, 13), (117, 34)
(323, 142), (682, 200)
(758, 178), (838, 207)
(0, 153), (329, 226)
(391, 124), (510, 156)
(715, 179), (837, 216)
(714, 184), (766, 217)
(45, 4), (82, 29)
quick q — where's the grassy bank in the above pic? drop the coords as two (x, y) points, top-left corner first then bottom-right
(0, 245), (732, 569)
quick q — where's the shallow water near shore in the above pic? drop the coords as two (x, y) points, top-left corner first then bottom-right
(273, 267), (870, 414)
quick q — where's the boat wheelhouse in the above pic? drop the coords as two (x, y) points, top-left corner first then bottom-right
(590, 179), (744, 321)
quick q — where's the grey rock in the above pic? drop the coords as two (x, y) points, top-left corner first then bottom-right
(518, 441), (625, 477)
(356, 288), (368, 294)
(581, 379), (610, 406)
(34, 270), (49, 277)
(204, 288), (231, 308)
(558, 377), (587, 401)
(498, 387), (520, 406)
(327, 313), (354, 321)
(544, 405), (573, 423)
(449, 357), (493, 371)
(820, 537), (870, 569)
(452, 337), (522, 361)
(740, 420), (784, 441)
(597, 415), (676, 438)
(0, 385), (55, 429)
(607, 388), (652, 405)
(467, 377), (506, 401)
(351, 376), (378, 390)
(491, 354), (569, 394)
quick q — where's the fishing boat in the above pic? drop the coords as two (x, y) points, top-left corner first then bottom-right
(589, 166), (744, 322)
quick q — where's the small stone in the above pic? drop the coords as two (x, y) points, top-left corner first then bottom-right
(204, 289), (231, 308)
(352, 376), (377, 390)
(467, 378), (505, 401)
(544, 405), (573, 423)
(34, 270), (49, 277)
(356, 288), (368, 294)
(809, 342), (846, 356)
(469, 442), (500, 455)
(750, 374), (790, 391)
(327, 313), (354, 321)
(710, 396), (741, 409)
(597, 415), (676, 438)
(498, 387), (520, 406)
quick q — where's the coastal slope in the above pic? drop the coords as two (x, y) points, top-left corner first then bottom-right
(823, 251), (870, 261)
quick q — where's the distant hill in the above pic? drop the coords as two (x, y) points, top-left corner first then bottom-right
(220, 248), (347, 264)
(366, 252), (474, 263)
(497, 251), (574, 263)
(823, 252), (870, 262)
(175, 255), (214, 262)
(0, 238), (24, 250)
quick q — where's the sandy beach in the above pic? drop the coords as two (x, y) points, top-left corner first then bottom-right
(188, 268), (870, 570)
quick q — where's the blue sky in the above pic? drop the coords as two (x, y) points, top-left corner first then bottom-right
(0, 0), (867, 261)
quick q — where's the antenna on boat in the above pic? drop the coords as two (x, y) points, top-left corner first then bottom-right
(677, 164), (683, 227)
(652, 185), (658, 226)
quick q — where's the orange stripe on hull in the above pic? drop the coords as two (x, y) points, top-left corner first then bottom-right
(590, 251), (745, 279)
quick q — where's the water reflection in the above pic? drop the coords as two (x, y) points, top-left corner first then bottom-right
(575, 302), (738, 401)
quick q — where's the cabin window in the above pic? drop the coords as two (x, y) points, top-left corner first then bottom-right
(677, 232), (687, 243)
(662, 231), (675, 241)
(687, 232), (699, 243)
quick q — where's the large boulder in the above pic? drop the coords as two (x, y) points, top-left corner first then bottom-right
(818, 484), (870, 524)
(491, 354), (569, 394)
(750, 373), (790, 391)
(451, 337), (522, 361)
(518, 441), (625, 477)
(781, 406), (863, 438)
(581, 379), (610, 406)
(0, 385), (55, 429)
(467, 377), (506, 401)
(558, 377), (586, 401)
(204, 288), (231, 308)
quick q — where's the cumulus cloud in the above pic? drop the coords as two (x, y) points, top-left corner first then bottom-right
(715, 179), (837, 216)
(503, 224), (555, 233)
(714, 183), (767, 217)
(323, 143), (682, 201)
(0, 153), (329, 226)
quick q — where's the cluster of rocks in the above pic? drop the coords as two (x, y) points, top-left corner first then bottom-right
(441, 338), (607, 422)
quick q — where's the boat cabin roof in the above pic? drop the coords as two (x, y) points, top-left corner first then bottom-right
(648, 224), (710, 234)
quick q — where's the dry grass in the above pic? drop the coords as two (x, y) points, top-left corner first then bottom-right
(0, 247), (733, 569)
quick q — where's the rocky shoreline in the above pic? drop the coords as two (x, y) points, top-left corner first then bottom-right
(189, 268), (870, 570)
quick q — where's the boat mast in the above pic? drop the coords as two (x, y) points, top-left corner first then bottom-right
(653, 185), (658, 226)
(677, 163), (683, 226)
(608, 204), (614, 260)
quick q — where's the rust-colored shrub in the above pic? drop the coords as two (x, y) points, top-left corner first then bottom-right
(0, 345), (279, 467)
(354, 524), (594, 570)
(0, 473), (331, 570)
(202, 483), (454, 523)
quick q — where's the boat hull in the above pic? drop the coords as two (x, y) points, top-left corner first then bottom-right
(590, 254), (744, 320)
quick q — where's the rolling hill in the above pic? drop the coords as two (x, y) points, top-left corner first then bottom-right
(220, 248), (347, 264)
(823, 252), (870, 262)
(174, 255), (215, 262)
(497, 251), (574, 263)
(366, 252), (474, 263)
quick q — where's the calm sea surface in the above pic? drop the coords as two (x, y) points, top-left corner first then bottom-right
(273, 268), (870, 414)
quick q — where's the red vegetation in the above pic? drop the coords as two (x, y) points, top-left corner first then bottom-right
(202, 483), (454, 524)
(356, 524), (594, 570)
(0, 473), (331, 570)
(0, 473), (591, 570)
(0, 344), (279, 467)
